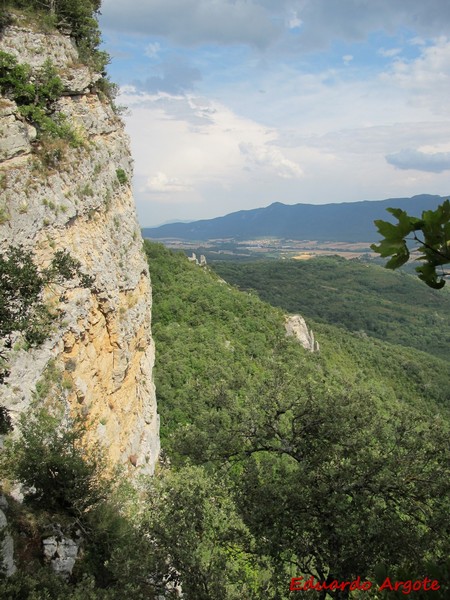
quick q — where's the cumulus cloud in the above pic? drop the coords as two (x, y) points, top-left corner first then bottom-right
(276, 122), (450, 155)
(239, 142), (303, 178)
(386, 149), (450, 173)
(380, 37), (450, 113)
(342, 54), (353, 65)
(289, 0), (450, 51)
(145, 172), (193, 193)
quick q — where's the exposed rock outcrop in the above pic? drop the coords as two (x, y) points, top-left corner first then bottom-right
(43, 533), (80, 578)
(0, 496), (16, 577)
(0, 24), (159, 474)
(285, 315), (319, 352)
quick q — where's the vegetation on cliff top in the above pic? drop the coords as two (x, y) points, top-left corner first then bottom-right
(1, 0), (107, 69)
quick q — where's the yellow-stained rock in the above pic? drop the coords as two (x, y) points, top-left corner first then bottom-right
(0, 24), (160, 474)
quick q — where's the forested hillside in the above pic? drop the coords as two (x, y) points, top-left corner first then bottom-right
(144, 241), (450, 599)
(213, 256), (450, 361)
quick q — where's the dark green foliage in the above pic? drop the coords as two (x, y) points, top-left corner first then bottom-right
(0, 406), (12, 434)
(0, 245), (44, 342)
(0, 50), (34, 103)
(115, 168), (127, 185)
(2, 241), (449, 599)
(0, 51), (82, 144)
(372, 200), (450, 288)
(0, 410), (158, 599)
(0, 8), (14, 31)
(143, 466), (270, 600)
(0, 246), (93, 387)
(1, 409), (108, 514)
(0, 52), (63, 105)
(0, 245), (92, 345)
(2, 0), (115, 117)
(48, 249), (95, 288)
(0, 569), (154, 599)
(145, 241), (283, 449)
(212, 256), (450, 362)
(231, 374), (450, 590)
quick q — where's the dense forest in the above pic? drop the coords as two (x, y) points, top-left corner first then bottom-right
(144, 242), (450, 599)
(213, 256), (450, 362)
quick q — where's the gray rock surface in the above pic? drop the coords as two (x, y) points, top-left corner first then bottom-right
(0, 23), (159, 475)
(285, 315), (320, 352)
(43, 535), (79, 577)
(0, 503), (16, 577)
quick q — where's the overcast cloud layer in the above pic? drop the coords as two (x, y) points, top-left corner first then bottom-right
(100, 0), (450, 226)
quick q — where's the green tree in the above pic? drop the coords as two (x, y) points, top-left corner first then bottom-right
(143, 465), (270, 600)
(1, 408), (109, 515)
(231, 370), (450, 599)
(371, 200), (450, 288)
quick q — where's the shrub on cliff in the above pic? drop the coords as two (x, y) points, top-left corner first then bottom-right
(4, 0), (108, 71)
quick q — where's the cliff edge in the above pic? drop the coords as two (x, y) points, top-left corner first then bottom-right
(0, 17), (159, 474)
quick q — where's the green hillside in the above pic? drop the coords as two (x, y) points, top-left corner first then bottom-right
(212, 256), (450, 361)
(144, 241), (450, 599)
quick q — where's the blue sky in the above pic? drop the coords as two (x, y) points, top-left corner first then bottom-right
(99, 0), (450, 227)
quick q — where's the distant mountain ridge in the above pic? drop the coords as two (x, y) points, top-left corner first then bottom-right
(142, 194), (449, 242)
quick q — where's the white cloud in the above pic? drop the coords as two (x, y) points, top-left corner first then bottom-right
(239, 142), (303, 178)
(380, 37), (450, 113)
(287, 11), (302, 29)
(123, 88), (301, 191)
(145, 172), (193, 194)
(145, 42), (161, 59)
(102, 0), (450, 50)
(102, 2), (450, 226)
(378, 47), (401, 58)
(276, 122), (450, 155)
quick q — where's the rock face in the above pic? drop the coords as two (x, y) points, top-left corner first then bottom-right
(285, 315), (320, 353)
(43, 534), (80, 578)
(0, 24), (159, 474)
(0, 497), (16, 577)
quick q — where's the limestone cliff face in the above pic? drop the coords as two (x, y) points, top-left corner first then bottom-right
(0, 24), (159, 474)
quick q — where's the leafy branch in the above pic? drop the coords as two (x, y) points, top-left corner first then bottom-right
(371, 199), (450, 289)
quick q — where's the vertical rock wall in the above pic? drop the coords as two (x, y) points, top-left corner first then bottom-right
(0, 24), (159, 474)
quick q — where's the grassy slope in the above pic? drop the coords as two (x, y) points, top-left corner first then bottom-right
(212, 256), (450, 361)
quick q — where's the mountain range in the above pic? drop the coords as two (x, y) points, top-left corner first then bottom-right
(142, 194), (449, 242)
